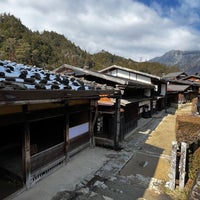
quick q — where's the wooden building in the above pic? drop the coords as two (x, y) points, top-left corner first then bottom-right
(162, 71), (188, 81)
(0, 60), (116, 199)
(167, 82), (192, 104)
(163, 72), (200, 105)
(182, 74), (200, 96)
(55, 64), (167, 148)
(99, 65), (167, 114)
(183, 74), (200, 83)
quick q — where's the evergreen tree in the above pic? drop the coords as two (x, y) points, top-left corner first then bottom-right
(0, 13), (179, 76)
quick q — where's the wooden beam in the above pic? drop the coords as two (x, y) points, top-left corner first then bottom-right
(64, 103), (69, 163)
(89, 100), (98, 147)
(28, 107), (65, 121)
(0, 112), (25, 126)
(0, 107), (65, 126)
(114, 95), (121, 150)
(95, 137), (114, 147)
(22, 105), (31, 188)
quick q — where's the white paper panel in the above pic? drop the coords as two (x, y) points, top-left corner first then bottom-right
(69, 122), (89, 139)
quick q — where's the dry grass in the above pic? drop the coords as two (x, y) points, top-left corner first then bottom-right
(176, 115), (200, 144)
(145, 103), (195, 199)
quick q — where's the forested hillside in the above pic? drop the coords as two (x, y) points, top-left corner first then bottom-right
(0, 13), (179, 76)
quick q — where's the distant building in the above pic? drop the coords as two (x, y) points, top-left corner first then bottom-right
(162, 71), (188, 80)
(163, 72), (200, 105)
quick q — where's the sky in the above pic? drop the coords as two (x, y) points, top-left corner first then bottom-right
(0, 0), (200, 62)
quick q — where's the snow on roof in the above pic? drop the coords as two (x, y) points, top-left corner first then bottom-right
(0, 60), (111, 91)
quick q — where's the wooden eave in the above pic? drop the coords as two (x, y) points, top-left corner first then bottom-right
(84, 74), (154, 89)
(126, 80), (154, 89)
(117, 97), (152, 106)
(0, 89), (116, 106)
(60, 64), (128, 85)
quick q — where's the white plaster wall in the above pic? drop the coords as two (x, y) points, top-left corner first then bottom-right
(137, 75), (151, 84)
(110, 70), (117, 76)
(160, 84), (166, 95)
(69, 122), (89, 139)
(116, 69), (129, 79)
(154, 85), (158, 92)
(130, 73), (136, 80)
(144, 88), (151, 97)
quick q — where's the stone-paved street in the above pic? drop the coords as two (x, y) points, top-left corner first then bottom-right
(52, 105), (184, 200)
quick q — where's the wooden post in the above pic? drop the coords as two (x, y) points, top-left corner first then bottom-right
(165, 83), (168, 113)
(114, 95), (121, 150)
(179, 142), (187, 190)
(169, 141), (178, 190)
(64, 103), (69, 163)
(89, 99), (98, 148)
(89, 100), (93, 147)
(22, 105), (31, 188)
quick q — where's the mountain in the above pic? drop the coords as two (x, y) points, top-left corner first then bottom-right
(0, 13), (179, 76)
(0, 13), (91, 69)
(149, 50), (200, 74)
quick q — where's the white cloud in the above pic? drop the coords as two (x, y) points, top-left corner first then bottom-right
(0, 0), (200, 61)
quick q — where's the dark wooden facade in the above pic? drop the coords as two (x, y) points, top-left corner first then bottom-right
(121, 101), (139, 136)
(166, 81), (200, 106)
(163, 72), (200, 106)
(94, 96), (121, 149)
(0, 60), (118, 199)
(0, 89), (115, 199)
(99, 65), (167, 116)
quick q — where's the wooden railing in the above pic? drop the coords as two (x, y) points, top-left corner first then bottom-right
(31, 142), (64, 172)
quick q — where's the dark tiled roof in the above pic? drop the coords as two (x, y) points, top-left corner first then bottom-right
(0, 61), (117, 104)
(182, 74), (200, 80)
(162, 71), (187, 80)
(0, 60), (112, 91)
(167, 84), (190, 92)
(167, 79), (200, 87)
